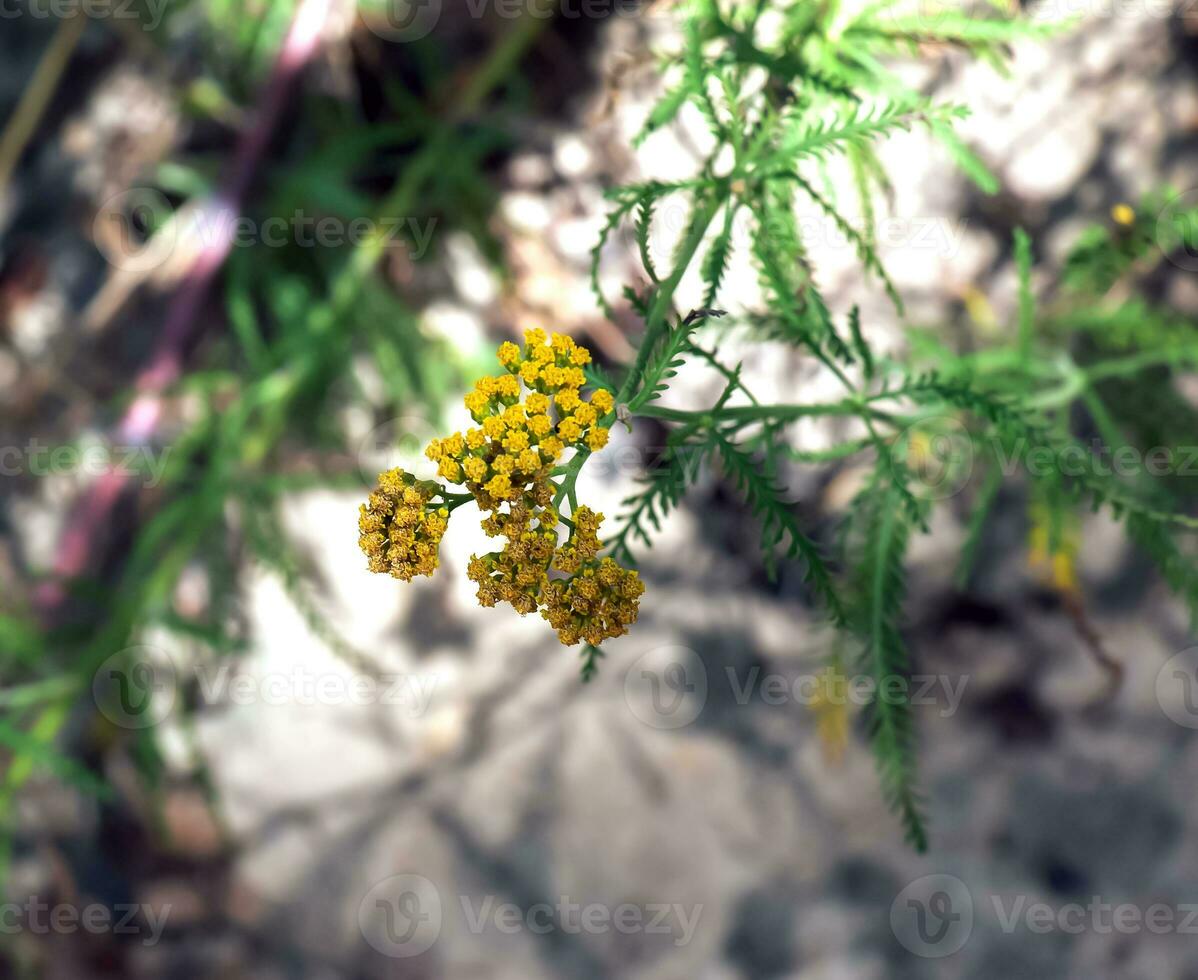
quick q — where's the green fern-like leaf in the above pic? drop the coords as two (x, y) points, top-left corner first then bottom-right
(849, 467), (928, 851)
(711, 432), (847, 624)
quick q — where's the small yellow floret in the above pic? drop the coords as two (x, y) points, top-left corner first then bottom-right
(462, 456), (488, 482)
(503, 429), (530, 453)
(555, 388), (581, 412)
(498, 341), (521, 367)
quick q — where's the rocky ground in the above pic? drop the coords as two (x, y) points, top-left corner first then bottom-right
(5, 2), (1198, 978)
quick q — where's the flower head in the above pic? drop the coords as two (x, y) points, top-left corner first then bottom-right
(358, 469), (450, 581)
(367, 333), (634, 652)
(541, 557), (644, 646)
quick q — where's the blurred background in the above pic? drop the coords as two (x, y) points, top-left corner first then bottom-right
(2, 0), (1198, 977)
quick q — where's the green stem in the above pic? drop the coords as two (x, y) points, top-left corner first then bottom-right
(554, 192), (725, 509)
(637, 400), (885, 425)
(1082, 348), (1198, 382)
(623, 193), (726, 409)
(443, 492), (476, 513)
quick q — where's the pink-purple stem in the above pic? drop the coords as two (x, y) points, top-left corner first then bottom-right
(36, 0), (333, 616)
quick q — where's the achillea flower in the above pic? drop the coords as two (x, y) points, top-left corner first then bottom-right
(541, 557), (645, 646)
(586, 427), (610, 452)
(364, 332), (640, 651)
(540, 507), (644, 645)
(358, 468), (449, 581)
(552, 505), (602, 575)
(497, 341), (521, 367)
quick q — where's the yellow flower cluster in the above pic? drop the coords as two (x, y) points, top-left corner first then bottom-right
(540, 507), (644, 646)
(468, 477), (559, 616)
(425, 328), (614, 507)
(362, 331), (642, 648)
(468, 498), (643, 646)
(358, 468), (449, 581)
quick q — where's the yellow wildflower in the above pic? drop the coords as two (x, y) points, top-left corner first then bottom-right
(365, 334), (639, 652)
(495, 375), (520, 400)
(555, 387), (581, 413)
(464, 390), (489, 418)
(558, 417), (583, 443)
(485, 473), (513, 499)
(503, 429), (530, 453)
(586, 426), (610, 452)
(463, 456), (488, 482)
(498, 341), (521, 367)
(358, 469), (448, 581)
